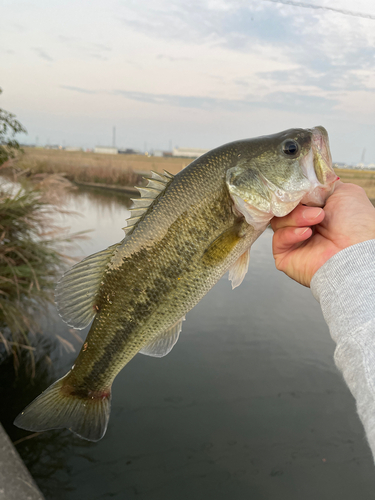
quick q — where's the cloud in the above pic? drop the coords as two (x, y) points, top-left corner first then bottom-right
(234, 79), (250, 87)
(119, 0), (375, 96)
(33, 48), (53, 62)
(57, 37), (111, 60)
(12, 23), (27, 33)
(257, 66), (369, 93)
(156, 54), (191, 62)
(91, 43), (111, 52)
(264, 91), (336, 113)
(119, 1), (297, 49)
(263, 0), (375, 21)
(60, 85), (99, 94)
(61, 84), (337, 113)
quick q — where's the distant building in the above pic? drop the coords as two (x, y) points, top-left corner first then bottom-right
(333, 162), (348, 168)
(65, 147), (83, 152)
(334, 161), (375, 171)
(94, 146), (118, 155)
(172, 147), (209, 158)
(152, 150), (173, 157)
(118, 148), (138, 155)
(357, 163), (375, 170)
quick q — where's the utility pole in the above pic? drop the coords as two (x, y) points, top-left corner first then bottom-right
(361, 147), (366, 164)
(112, 127), (116, 148)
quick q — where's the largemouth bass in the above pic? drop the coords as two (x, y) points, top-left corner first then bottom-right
(15, 126), (337, 441)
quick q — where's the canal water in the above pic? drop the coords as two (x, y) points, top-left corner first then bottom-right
(2, 186), (375, 499)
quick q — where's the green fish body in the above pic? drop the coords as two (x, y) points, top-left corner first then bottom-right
(15, 126), (337, 441)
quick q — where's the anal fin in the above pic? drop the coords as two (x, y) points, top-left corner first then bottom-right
(139, 316), (185, 357)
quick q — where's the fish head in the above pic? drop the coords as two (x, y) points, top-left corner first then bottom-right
(226, 126), (337, 230)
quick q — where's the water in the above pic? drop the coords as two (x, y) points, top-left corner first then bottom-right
(2, 186), (375, 499)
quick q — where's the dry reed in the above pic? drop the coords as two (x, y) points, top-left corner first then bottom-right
(0, 170), (84, 372)
(15, 148), (193, 187)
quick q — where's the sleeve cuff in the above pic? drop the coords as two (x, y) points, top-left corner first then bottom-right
(310, 240), (375, 344)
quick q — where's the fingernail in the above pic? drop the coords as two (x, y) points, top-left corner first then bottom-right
(303, 207), (322, 220)
(295, 227), (310, 235)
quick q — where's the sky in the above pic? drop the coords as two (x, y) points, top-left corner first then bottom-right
(1, 0), (375, 163)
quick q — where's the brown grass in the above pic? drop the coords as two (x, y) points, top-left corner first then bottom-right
(0, 173), (84, 373)
(334, 168), (375, 200)
(15, 148), (192, 187)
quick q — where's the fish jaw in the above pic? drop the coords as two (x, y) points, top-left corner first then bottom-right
(227, 126), (338, 229)
(300, 126), (337, 207)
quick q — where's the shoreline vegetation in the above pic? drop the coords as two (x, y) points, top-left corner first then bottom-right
(14, 147), (193, 191)
(0, 172), (83, 372)
(334, 168), (375, 202)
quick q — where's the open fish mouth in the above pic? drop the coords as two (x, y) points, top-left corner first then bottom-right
(300, 126), (337, 207)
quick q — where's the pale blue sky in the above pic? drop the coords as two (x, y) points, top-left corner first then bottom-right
(1, 0), (375, 163)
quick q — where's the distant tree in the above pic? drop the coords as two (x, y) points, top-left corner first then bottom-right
(0, 88), (27, 167)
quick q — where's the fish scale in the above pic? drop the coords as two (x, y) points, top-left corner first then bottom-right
(14, 126), (337, 441)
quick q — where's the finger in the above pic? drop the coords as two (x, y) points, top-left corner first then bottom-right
(333, 179), (343, 190)
(271, 205), (324, 231)
(273, 225), (312, 255)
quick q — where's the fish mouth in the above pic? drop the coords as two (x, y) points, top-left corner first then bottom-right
(300, 126), (338, 207)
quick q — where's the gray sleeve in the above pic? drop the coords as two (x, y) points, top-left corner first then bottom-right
(310, 239), (375, 461)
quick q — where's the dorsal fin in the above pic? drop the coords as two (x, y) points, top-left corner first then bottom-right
(123, 171), (174, 236)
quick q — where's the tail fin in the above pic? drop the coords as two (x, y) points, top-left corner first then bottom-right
(14, 373), (111, 442)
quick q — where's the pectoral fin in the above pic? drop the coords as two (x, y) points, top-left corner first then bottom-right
(228, 249), (250, 289)
(139, 316), (185, 357)
(202, 224), (243, 266)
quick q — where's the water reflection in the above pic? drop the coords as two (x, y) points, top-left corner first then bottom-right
(3, 187), (375, 500)
(57, 186), (132, 259)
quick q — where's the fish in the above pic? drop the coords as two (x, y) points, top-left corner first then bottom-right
(14, 126), (337, 441)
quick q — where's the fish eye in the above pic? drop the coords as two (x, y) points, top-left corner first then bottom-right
(282, 139), (300, 157)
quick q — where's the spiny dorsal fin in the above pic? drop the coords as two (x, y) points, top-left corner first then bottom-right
(162, 170), (174, 179)
(55, 243), (120, 329)
(123, 171), (174, 236)
(139, 316), (185, 357)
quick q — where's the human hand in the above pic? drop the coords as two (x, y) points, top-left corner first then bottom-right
(271, 182), (375, 287)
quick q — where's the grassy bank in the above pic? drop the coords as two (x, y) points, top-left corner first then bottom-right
(15, 148), (193, 189)
(0, 175), (79, 371)
(334, 168), (375, 201)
